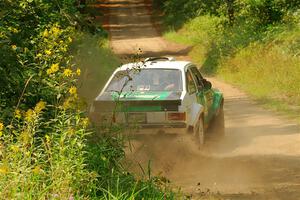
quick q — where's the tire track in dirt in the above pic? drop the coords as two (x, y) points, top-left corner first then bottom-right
(94, 0), (300, 199)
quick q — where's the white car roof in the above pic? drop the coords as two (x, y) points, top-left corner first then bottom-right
(117, 59), (191, 72)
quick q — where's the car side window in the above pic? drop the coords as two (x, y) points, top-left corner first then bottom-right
(190, 66), (205, 90)
(186, 70), (197, 94)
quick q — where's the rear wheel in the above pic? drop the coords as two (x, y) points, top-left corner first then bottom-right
(194, 116), (205, 148)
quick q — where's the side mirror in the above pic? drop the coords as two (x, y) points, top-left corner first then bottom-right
(203, 79), (212, 90)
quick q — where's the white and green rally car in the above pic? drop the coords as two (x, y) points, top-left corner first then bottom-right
(90, 57), (224, 145)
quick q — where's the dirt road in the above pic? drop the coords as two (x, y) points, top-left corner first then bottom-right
(95, 0), (190, 56)
(95, 0), (300, 199)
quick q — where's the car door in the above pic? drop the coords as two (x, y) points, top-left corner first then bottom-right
(190, 66), (214, 123)
(185, 68), (200, 126)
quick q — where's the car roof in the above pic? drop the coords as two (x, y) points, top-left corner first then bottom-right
(117, 57), (191, 71)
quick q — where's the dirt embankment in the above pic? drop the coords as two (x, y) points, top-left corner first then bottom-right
(93, 0), (300, 199)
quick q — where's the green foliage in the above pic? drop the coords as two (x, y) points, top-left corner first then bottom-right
(0, 108), (93, 199)
(0, 0), (96, 198)
(0, 0), (79, 117)
(164, 15), (222, 45)
(0, 0), (175, 199)
(155, 0), (225, 29)
(235, 0), (300, 25)
(156, 0), (300, 29)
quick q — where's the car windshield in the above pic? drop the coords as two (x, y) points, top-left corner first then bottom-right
(106, 69), (183, 92)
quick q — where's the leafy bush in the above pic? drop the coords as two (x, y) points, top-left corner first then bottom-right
(234, 0), (300, 25)
(0, 0), (96, 198)
(155, 0), (225, 29)
(0, 0), (176, 199)
(156, 0), (300, 29)
(0, 0), (79, 117)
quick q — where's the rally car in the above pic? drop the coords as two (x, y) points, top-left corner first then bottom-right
(90, 57), (224, 146)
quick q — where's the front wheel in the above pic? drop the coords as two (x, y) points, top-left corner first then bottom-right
(194, 116), (205, 148)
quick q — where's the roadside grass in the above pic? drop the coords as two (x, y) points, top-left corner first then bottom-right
(219, 42), (300, 122)
(161, 15), (300, 123)
(164, 15), (220, 47)
(84, 125), (178, 199)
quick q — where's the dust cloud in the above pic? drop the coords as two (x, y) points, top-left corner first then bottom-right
(72, 34), (120, 106)
(124, 132), (261, 193)
(124, 129), (300, 199)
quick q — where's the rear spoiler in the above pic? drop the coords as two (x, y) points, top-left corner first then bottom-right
(92, 99), (181, 112)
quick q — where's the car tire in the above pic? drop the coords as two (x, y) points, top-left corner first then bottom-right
(194, 116), (205, 148)
(211, 102), (225, 137)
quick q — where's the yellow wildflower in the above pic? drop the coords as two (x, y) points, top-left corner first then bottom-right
(46, 68), (52, 75)
(76, 68), (81, 76)
(68, 37), (72, 43)
(8, 27), (18, 33)
(34, 101), (46, 113)
(67, 128), (75, 136)
(47, 63), (59, 75)
(10, 145), (19, 153)
(45, 135), (50, 144)
(36, 53), (42, 57)
(43, 29), (49, 37)
(0, 122), (4, 137)
(61, 47), (67, 52)
(69, 86), (77, 95)
(82, 117), (89, 128)
(63, 69), (72, 77)
(0, 122), (3, 131)
(63, 98), (71, 109)
(32, 165), (41, 175)
(0, 166), (8, 174)
(11, 45), (17, 51)
(51, 63), (59, 72)
(25, 109), (34, 122)
(0, 32), (6, 38)
(15, 109), (21, 119)
(45, 50), (51, 55)
(8, 27), (19, 33)
(52, 27), (60, 36)
(20, 131), (31, 144)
